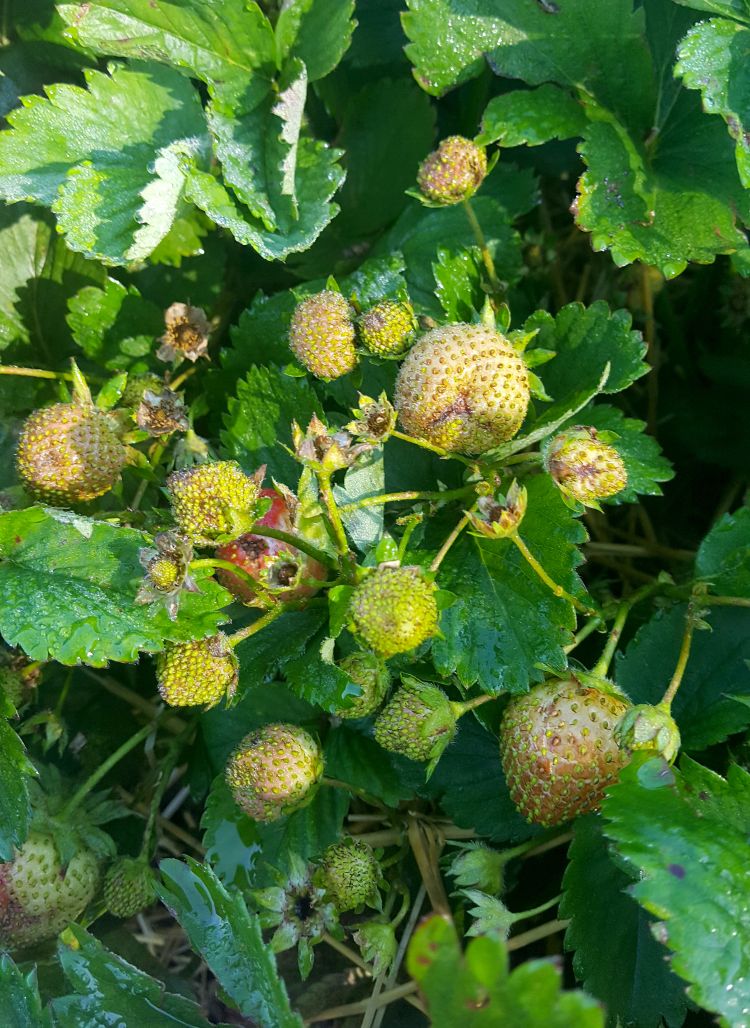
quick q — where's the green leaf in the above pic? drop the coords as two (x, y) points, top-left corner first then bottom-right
(433, 246), (485, 321)
(283, 629), (360, 713)
(676, 18), (750, 188)
(615, 603), (750, 750)
(524, 302), (648, 409)
(158, 858), (302, 1028)
(0, 957), (52, 1028)
(407, 915), (604, 1026)
(556, 403), (674, 503)
(275, 0), (356, 82)
(561, 815), (688, 1028)
(0, 507), (229, 665)
(52, 924), (216, 1027)
(0, 63), (209, 264)
(202, 776), (262, 890)
(221, 365), (319, 483)
(66, 277), (163, 373)
(672, 0), (750, 24)
(696, 506), (750, 596)
(603, 755), (750, 1026)
(226, 291), (300, 367)
(324, 724), (424, 807)
(424, 716), (539, 843)
(478, 85), (587, 148)
(0, 719), (33, 861)
(432, 476), (586, 694)
(58, 0), (276, 111)
(334, 452), (386, 554)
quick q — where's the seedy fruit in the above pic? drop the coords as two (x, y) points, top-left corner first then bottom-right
(348, 567), (439, 659)
(358, 301), (416, 357)
(289, 290), (357, 380)
(226, 723), (323, 823)
(17, 403), (128, 504)
(0, 832), (100, 949)
(374, 678), (458, 763)
(103, 857), (156, 919)
(166, 460), (260, 541)
(417, 136), (487, 205)
(394, 324), (530, 454)
(315, 841), (381, 912)
(545, 426), (628, 506)
(499, 679), (630, 827)
(216, 489), (326, 605)
(335, 652), (390, 719)
(156, 633), (238, 708)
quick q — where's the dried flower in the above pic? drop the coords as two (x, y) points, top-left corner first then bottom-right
(157, 303), (211, 363)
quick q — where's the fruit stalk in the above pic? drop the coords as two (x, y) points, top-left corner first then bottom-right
(591, 581), (662, 677)
(390, 429), (475, 466)
(462, 198), (503, 299)
(139, 719), (196, 860)
(248, 524), (339, 570)
(227, 605), (285, 647)
(430, 512), (471, 572)
(511, 533), (598, 616)
(317, 471), (350, 556)
(660, 599), (699, 709)
(60, 720), (156, 818)
(339, 485), (475, 513)
(0, 365), (72, 380)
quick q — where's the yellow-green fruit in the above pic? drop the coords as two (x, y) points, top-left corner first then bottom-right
(103, 858), (156, 918)
(349, 568), (439, 659)
(374, 680), (457, 762)
(166, 461), (259, 541)
(335, 652), (390, 719)
(156, 634), (238, 708)
(316, 841), (380, 911)
(394, 324), (530, 454)
(417, 136), (487, 205)
(545, 428), (628, 505)
(359, 301), (416, 357)
(17, 403), (127, 504)
(146, 556), (181, 592)
(289, 290), (357, 380)
(226, 723), (323, 823)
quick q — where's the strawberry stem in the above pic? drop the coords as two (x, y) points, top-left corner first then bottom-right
(591, 581), (661, 678)
(60, 720), (157, 819)
(390, 429), (475, 467)
(660, 597), (700, 710)
(140, 719), (196, 860)
(317, 471), (350, 557)
(430, 511), (472, 573)
(0, 365), (73, 380)
(227, 604), (284, 647)
(338, 485), (475, 513)
(511, 532), (598, 617)
(249, 524), (339, 571)
(462, 198), (504, 301)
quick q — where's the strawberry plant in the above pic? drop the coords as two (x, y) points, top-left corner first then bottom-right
(1, 0), (750, 1025)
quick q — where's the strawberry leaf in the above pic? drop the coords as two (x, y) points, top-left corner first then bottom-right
(0, 719), (33, 861)
(275, 0), (356, 82)
(696, 506), (750, 596)
(0, 957), (52, 1028)
(478, 85), (587, 148)
(66, 278), (163, 373)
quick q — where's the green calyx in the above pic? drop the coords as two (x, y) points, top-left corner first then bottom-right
(614, 702), (681, 763)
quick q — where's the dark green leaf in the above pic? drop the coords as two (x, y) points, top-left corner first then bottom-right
(695, 506), (750, 596)
(202, 775), (262, 890)
(433, 246), (485, 321)
(67, 277), (163, 373)
(158, 858), (302, 1028)
(0, 507), (229, 665)
(561, 815), (688, 1028)
(0, 957), (51, 1028)
(603, 756), (750, 1026)
(324, 723), (424, 807)
(283, 630), (360, 713)
(0, 719), (33, 861)
(672, 0), (750, 24)
(479, 85), (587, 148)
(276, 0), (356, 82)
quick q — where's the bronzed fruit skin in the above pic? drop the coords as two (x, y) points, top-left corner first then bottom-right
(17, 403), (127, 504)
(226, 723), (323, 823)
(156, 634), (238, 708)
(394, 324), (530, 454)
(216, 490), (326, 604)
(546, 428), (628, 505)
(417, 136), (487, 204)
(500, 680), (630, 827)
(349, 567), (439, 659)
(166, 461), (259, 541)
(289, 290), (357, 380)
(358, 301), (416, 357)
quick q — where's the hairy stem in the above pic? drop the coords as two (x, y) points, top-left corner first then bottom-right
(591, 581), (661, 678)
(391, 429), (474, 467)
(249, 524), (339, 571)
(660, 600), (699, 709)
(430, 512), (471, 573)
(317, 472), (350, 556)
(227, 605), (284, 647)
(462, 198), (503, 298)
(339, 485), (474, 513)
(61, 721), (156, 818)
(512, 533), (598, 616)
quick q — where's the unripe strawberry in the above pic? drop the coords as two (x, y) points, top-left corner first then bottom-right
(335, 652), (390, 719)
(155, 633), (238, 708)
(0, 666), (26, 708)
(348, 567), (439, 660)
(417, 136), (487, 205)
(16, 403), (127, 504)
(545, 427), (627, 506)
(103, 857), (156, 918)
(394, 324), (530, 454)
(374, 678), (458, 764)
(315, 841), (381, 912)
(120, 373), (164, 409)
(289, 290), (357, 380)
(500, 679), (630, 827)
(216, 489), (326, 605)
(166, 461), (260, 542)
(226, 723), (323, 823)
(614, 703), (681, 763)
(0, 832), (100, 949)
(358, 301), (416, 357)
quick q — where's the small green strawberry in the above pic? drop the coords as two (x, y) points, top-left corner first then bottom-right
(225, 723), (323, 823)
(16, 402), (128, 504)
(373, 677), (460, 767)
(289, 290), (357, 380)
(315, 840), (382, 912)
(155, 634), (238, 709)
(349, 567), (439, 659)
(545, 426), (627, 506)
(358, 301), (416, 357)
(103, 857), (156, 919)
(417, 136), (487, 205)
(120, 373), (164, 409)
(499, 679), (630, 827)
(166, 460), (262, 542)
(335, 652), (390, 719)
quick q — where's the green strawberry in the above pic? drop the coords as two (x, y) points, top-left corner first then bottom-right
(348, 567), (439, 659)
(417, 136), (487, 205)
(289, 290), (357, 380)
(335, 652), (390, 719)
(103, 857), (156, 919)
(155, 634), (238, 709)
(545, 426), (628, 506)
(315, 840), (382, 912)
(166, 460), (261, 542)
(373, 678), (459, 765)
(499, 679), (630, 827)
(358, 301), (416, 357)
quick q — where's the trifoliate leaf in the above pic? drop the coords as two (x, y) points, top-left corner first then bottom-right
(66, 278), (163, 373)
(695, 506), (750, 597)
(603, 755), (750, 1027)
(275, 0), (356, 82)
(615, 603), (750, 750)
(561, 815), (688, 1028)
(0, 507), (229, 665)
(158, 859), (302, 1027)
(431, 476), (587, 694)
(0, 63), (209, 264)
(478, 85), (587, 148)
